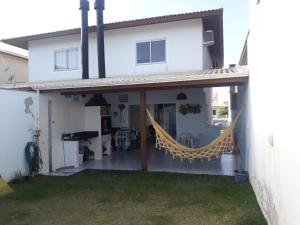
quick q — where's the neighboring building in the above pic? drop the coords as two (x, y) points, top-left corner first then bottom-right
(1, 8), (248, 177)
(0, 48), (28, 83)
(212, 91), (229, 121)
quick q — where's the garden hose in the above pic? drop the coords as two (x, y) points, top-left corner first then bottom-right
(25, 142), (43, 176)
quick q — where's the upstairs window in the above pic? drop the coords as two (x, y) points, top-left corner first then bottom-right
(136, 40), (166, 64)
(54, 48), (78, 71)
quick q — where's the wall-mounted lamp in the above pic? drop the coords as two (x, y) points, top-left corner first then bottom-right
(176, 92), (187, 100)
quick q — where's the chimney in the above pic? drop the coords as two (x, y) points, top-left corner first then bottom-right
(80, 0), (90, 79)
(95, 0), (106, 78)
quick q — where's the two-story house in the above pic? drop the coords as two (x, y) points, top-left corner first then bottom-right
(2, 6), (248, 175)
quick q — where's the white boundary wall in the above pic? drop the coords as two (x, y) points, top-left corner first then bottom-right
(246, 1), (300, 224)
(0, 90), (36, 181)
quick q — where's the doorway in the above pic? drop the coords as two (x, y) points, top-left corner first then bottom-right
(128, 104), (177, 145)
(154, 104), (176, 138)
(129, 105), (140, 130)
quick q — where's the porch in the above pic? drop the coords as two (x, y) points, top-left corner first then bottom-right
(2, 67), (248, 175)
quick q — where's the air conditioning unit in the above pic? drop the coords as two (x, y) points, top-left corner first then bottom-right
(203, 30), (215, 46)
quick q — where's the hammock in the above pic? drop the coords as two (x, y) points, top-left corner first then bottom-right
(147, 110), (241, 161)
(0, 176), (13, 197)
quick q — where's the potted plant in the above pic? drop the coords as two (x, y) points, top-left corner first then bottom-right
(234, 170), (249, 184)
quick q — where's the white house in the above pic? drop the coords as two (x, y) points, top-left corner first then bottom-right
(1, 8), (248, 176)
(3, 1), (300, 223)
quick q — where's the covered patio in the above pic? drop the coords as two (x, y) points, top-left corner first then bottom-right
(1, 67), (248, 175)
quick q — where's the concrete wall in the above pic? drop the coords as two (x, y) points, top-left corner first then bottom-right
(0, 52), (28, 83)
(246, 1), (300, 224)
(28, 19), (208, 81)
(0, 90), (36, 181)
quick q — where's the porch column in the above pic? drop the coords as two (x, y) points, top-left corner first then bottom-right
(139, 90), (148, 170)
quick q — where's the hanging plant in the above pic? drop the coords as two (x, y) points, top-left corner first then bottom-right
(179, 104), (202, 115)
(118, 104), (125, 112)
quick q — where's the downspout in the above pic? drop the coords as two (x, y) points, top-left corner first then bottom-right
(36, 89), (40, 132)
(35, 89), (40, 145)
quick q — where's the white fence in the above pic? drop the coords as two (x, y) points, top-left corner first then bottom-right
(0, 89), (36, 181)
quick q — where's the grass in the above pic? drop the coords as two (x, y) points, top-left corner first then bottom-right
(0, 170), (266, 225)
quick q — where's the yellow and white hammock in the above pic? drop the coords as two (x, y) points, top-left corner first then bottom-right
(147, 110), (241, 162)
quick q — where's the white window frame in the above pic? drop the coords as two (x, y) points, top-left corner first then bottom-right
(53, 47), (79, 72)
(136, 38), (167, 65)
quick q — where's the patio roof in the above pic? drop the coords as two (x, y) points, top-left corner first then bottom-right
(0, 67), (248, 93)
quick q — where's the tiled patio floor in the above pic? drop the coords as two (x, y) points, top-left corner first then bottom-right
(82, 148), (238, 176)
(47, 147), (238, 176)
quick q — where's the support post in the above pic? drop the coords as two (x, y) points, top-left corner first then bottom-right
(139, 90), (148, 170)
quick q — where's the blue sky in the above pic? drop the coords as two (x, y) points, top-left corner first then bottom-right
(0, 0), (249, 65)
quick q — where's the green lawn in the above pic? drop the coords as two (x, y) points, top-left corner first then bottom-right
(0, 170), (266, 225)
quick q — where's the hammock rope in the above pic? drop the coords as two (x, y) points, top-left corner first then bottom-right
(146, 110), (241, 161)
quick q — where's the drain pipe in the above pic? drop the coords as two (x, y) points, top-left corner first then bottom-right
(36, 90), (40, 131)
(35, 89), (40, 144)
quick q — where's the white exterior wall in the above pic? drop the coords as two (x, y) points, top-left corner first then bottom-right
(39, 94), (82, 172)
(28, 19), (207, 81)
(0, 90), (36, 181)
(246, 1), (300, 225)
(39, 94), (102, 172)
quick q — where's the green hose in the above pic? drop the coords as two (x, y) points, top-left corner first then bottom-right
(25, 142), (43, 176)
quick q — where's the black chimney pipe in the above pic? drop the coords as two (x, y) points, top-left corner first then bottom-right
(95, 0), (106, 78)
(80, 0), (90, 79)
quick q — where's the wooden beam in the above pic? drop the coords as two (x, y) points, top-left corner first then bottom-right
(139, 90), (148, 170)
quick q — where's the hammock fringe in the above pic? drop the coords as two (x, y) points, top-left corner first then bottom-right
(147, 109), (241, 161)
